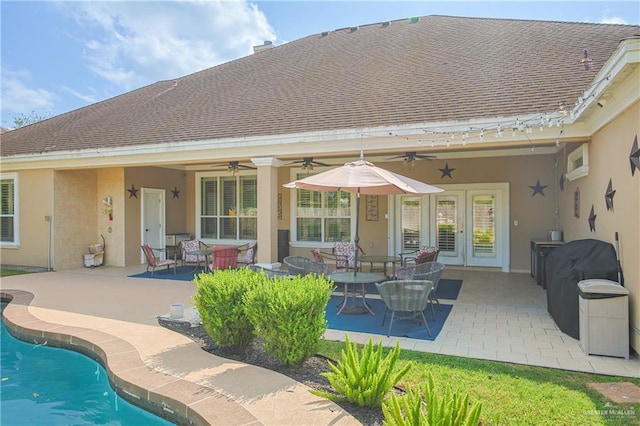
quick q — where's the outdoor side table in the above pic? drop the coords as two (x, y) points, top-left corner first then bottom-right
(329, 272), (385, 315)
(360, 255), (401, 278)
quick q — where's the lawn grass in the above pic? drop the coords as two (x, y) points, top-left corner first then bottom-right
(0, 268), (31, 278)
(317, 339), (640, 426)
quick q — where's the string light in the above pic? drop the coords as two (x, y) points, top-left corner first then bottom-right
(381, 105), (570, 150)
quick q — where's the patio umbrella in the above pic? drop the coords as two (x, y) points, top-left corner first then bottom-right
(284, 154), (444, 276)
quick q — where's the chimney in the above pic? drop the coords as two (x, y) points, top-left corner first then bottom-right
(253, 40), (274, 53)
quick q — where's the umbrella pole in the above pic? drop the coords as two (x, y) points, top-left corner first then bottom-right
(354, 190), (360, 277)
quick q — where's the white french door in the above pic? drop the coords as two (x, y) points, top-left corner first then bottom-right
(394, 183), (509, 271)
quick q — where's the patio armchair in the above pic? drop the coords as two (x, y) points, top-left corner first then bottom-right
(180, 239), (210, 268)
(311, 242), (364, 273)
(237, 241), (257, 266)
(375, 279), (434, 337)
(283, 256), (328, 276)
(398, 245), (440, 266)
(413, 262), (446, 319)
(210, 246), (239, 271)
(141, 243), (177, 275)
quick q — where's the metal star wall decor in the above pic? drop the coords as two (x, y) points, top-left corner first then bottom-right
(559, 173), (565, 191)
(171, 186), (180, 199)
(439, 163), (455, 179)
(588, 205), (597, 232)
(529, 179), (548, 197)
(630, 134), (639, 176)
(127, 184), (139, 199)
(604, 178), (615, 211)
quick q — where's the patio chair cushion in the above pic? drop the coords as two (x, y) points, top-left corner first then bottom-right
(415, 247), (440, 264)
(210, 246), (239, 270)
(237, 241), (257, 265)
(333, 242), (360, 271)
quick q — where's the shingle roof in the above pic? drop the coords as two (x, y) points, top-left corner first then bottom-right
(2, 15), (638, 157)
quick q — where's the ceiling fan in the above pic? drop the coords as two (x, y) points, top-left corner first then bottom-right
(288, 157), (332, 171)
(211, 161), (256, 173)
(387, 151), (436, 166)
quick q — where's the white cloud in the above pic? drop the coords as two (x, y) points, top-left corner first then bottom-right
(62, 1), (276, 90)
(0, 68), (56, 116)
(600, 16), (628, 25)
(600, 7), (629, 25)
(60, 85), (99, 104)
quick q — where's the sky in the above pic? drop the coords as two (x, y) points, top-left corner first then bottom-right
(1, 1), (639, 129)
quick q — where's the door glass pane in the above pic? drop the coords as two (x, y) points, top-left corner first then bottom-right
(436, 198), (457, 254)
(472, 195), (496, 257)
(401, 196), (420, 251)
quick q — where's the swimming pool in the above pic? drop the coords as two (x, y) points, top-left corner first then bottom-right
(1, 303), (174, 425)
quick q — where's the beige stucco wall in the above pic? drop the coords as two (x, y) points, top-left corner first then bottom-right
(560, 101), (640, 351)
(0, 169), (54, 269)
(53, 169), (99, 270)
(97, 168), (126, 267)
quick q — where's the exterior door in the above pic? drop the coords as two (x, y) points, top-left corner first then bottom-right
(394, 183), (509, 271)
(141, 188), (166, 262)
(466, 190), (503, 267)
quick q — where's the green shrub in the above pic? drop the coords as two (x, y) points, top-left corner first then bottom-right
(244, 273), (333, 366)
(312, 335), (412, 408)
(382, 373), (482, 426)
(193, 268), (262, 353)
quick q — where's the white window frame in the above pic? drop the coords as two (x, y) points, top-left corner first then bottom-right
(566, 143), (589, 181)
(0, 172), (19, 248)
(195, 171), (257, 244)
(288, 169), (356, 248)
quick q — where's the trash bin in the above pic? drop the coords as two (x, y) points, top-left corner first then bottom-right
(578, 279), (629, 359)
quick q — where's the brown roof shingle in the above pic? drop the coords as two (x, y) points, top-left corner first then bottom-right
(2, 15), (638, 157)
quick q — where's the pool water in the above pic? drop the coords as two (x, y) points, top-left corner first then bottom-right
(1, 304), (174, 425)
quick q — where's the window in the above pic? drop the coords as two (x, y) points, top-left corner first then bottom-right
(0, 173), (18, 246)
(566, 143), (589, 181)
(198, 173), (257, 241)
(293, 173), (352, 243)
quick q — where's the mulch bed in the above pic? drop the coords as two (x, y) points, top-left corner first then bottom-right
(158, 317), (389, 425)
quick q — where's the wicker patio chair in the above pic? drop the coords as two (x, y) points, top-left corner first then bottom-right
(375, 279), (434, 337)
(413, 262), (446, 319)
(398, 246), (440, 266)
(283, 256), (328, 276)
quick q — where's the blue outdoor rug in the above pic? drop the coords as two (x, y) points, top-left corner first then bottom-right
(128, 266), (206, 281)
(334, 279), (463, 301)
(326, 295), (452, 341)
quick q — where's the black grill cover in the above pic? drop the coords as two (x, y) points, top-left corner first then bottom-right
(545, 239), (620, 339)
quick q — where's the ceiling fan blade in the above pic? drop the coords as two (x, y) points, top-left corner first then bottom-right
(386, 154), (409, 160)
(312, 160), (332, 167)
(415, 154), (437, 160)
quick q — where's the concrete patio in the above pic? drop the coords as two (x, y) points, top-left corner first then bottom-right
(1, 265), (638, 425)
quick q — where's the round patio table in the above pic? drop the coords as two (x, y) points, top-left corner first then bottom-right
(329, 272), (386, 315)
(186, 248), (214, 272)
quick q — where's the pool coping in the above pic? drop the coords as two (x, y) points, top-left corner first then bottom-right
(1, 289), (257, 425)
